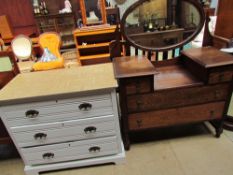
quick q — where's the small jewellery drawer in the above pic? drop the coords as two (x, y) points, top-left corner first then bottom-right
(125, 77), (152, 95)
(128, 102), (225, 131)
(2, 98), (113, 127)
(11, 115), (116, 147)
(208, 68), (233, 84)
(21, 136), (119, 165)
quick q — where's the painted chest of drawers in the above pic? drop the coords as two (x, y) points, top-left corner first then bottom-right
(0, 63), (125, 175)
(113, 47), (233, 150)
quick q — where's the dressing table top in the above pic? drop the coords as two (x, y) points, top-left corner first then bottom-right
(113, 56), (157, 78)
(182, 47), (233, 68)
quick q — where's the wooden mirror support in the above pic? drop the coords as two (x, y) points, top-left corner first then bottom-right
(79, 0), (107, 26)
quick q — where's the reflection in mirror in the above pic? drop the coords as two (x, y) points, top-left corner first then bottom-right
(124, 0), (202, 49)
(85, 0), (102, 24)
(80, 0), (107, 26)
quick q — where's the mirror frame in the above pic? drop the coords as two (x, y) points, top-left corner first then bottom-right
(121, 0), (205, 52)
(79, 0), (107, 26)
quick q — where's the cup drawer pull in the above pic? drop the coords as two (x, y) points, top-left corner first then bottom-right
(42, 153), (54, 159)
(79, 103), (92, 111)
(25, 110), (39, 118)
(84, 126), (97, 134)
(89, 146), (101, 153)
(34, 133), (47, 140)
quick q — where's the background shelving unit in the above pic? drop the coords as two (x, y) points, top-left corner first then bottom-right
(35, 13), (76, 52)
(73, 25), (117, 65)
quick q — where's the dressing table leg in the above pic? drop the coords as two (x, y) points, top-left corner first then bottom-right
(121, 115), (130, 150)
(210, 120), (224, 138)
(215, 126), (223, 138)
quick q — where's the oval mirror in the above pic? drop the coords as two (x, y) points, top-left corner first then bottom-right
(121, 0), (205, 51)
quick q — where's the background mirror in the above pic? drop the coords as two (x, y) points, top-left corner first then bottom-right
(80, 0), (107, 26)
(123, 0), (204, 50)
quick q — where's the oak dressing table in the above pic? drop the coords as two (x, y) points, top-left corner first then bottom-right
(111, 0), (233, 150)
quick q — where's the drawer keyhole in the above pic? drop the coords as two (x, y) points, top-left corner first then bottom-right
(79, 103), (92, 111)
(219, 73), (224, 82)
(89, 146), (101, 153)
(42, 153), (54, 159)
(25, 110), (39, 118)
(34, 133), (47, 140)
(84, 126), (97, 134)
(136, 99), (143, 110)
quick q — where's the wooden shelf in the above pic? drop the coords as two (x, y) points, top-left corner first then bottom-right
(78, 42), (110, 49)
(73, 25), (117, 65)
(79, 53), (110, 60)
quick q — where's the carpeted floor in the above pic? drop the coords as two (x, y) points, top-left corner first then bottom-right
(1, 123), (233, 175)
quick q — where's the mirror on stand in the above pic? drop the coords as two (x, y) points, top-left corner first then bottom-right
(121, 0), (205, 51)
(79, 0), (107, 26)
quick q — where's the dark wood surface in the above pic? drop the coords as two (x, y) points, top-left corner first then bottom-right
(127, 83), (229, 113)
(0, 51), (19, 144)
(113, 47), (233, 150)
(181, 47), (233, 68)
(154, 64), (202, 90)
(128, 102), (225, 131)
(113, 56), (157, 78)
(215, 0), (233, 39)
(0, 0), (37, 35)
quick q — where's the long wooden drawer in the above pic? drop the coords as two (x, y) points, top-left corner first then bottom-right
(127, 83), (229, 113)
(21, 136), (119, 165)
(128, 102), (225, 131)
(11, 115), (116, 147)
(2, 96), (114, 127)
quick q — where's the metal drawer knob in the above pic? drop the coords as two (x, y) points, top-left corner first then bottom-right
(84, 126), (97, 134)
(210, 110), (215, 118)
(34, 133), (47, 140)
(42, 153), (54, 159)
(25, 110), (39, 118)
(89, 146), (101, 153)
(219, 73), (224, 82)
(79, 103), (92, 111)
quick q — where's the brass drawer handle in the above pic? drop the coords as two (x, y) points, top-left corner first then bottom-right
(137, 119), (143, 128)
(210, 110), (215, 118)
(219, 73), (224, 82)
(79, 103), (92, 111)
(25, 110), (39, 118)
(42, 153), (54, 159)
(135, 80), (141, 93)
(214, 90), (221, 99)
(136, 100), (143, 110)
(84, 126), (97, 134)
(89, 146), (101, 153)
(34, 133), (47, 140)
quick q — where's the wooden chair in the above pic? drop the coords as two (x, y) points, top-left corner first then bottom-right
(0, 51), (19, 144)
(32, 32), (65, 71)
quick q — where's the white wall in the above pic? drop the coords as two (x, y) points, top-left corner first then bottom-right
(108, 0), (136, 18)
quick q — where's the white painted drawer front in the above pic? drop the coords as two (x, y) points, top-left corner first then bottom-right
(4, 98), (113, 127)
(21, 136), (119, 165)
(11, 115), (116, 147)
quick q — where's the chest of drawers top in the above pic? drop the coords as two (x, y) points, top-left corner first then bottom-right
(0, 63), (117, 105)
